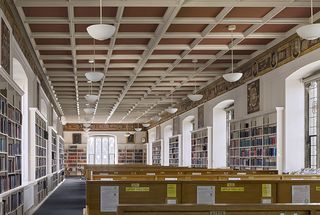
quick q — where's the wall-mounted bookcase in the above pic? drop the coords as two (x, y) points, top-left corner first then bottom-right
(229, 112), (277, 170)
(118, 144), (147, 164)
(0, 188), (24, 215)
(58, 136), (64, 171)
(29, 108), (48, 180)
(48, 127), (57, 174)
(64, 144), (87, 176)
(35, 177), (48, 205)
(168, 135), (181, 167)
(152, 140), (163, 166)
(0, 74), (23, 195)
(191, 127), (212, 168)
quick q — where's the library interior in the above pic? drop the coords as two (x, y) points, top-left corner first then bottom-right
(1, 0), (320, 214)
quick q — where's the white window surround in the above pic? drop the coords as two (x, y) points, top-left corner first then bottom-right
(87, 135), (117, 165)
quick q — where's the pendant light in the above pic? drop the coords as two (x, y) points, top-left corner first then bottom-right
(124, 124), (131, 137)
(187, 59), (203, 102)
(135, 123), (142, 132)
(85, 81), (99, 104)
(87, 0), (115, 40)
(142, 123), (150, 128)
(83, 107), (95, 115)
(152, 114), (161, 122)
(223, 25), (243, 83)
(165, 93), (178, 114)
(296, 0), (320, 40)
(83, 123), (91, 128)
(85, 39), (104, 82)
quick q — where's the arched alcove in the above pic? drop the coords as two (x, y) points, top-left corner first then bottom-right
(182, 115), (195, 167)
(163, 125), (173, 166)
(212, 99), (235, 168)
(12, 58), (29, 183)
(285, 60), (320, 171)
(40, 98), (48, 119)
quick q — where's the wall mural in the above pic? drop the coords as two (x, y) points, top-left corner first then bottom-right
(63, 123), (144, 132)
(247, 79), (260, 114)
(197, 105), (204, 129)
(1, 19), (10, 74)
(173, 116), (180, 135)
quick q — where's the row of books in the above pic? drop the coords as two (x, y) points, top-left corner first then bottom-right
(36, 157), (46, 167)
(36, 136), (46, 148)
(191, 137), (208, 145)
(10, 190), (23, 212)
(0, 156), (6, 171)
(0, 136), (6, 152)
(36, 146), (46, 157)
(191, 157), (208, 167)
(36, 166), (47, 179)
(8, 142), (21, 156)
(8, 174), (21, 190)
(191, 130), (207, 139)
(0, 96), (6, 115)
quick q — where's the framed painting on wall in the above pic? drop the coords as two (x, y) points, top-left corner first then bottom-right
(72, 133), (81, 144)
(247, 79), (260, 114)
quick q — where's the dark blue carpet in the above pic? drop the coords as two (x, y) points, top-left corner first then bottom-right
(34, 178), (86, 215)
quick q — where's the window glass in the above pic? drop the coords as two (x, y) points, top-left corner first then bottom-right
(87, 135), (117, 164)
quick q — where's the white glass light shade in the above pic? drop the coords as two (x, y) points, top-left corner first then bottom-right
(135, 128), (142, 132)
(142, 123), (150, 127)
(223, 73), (243, 82)
(124, 132), (130, 137)
(83, 123), (91, 128)
(61, 116), (67, 125)
(129, 131), (135, 135)
(87, 24), (116, 40)
(296, 24), (320, 40)
(165, 107), (178, 114)
(83, 108), (95, 115)
(85, 72), (104, 82)
(152, 115), (161, 122)
(84, 115), (93, 122)
(187, 94), (203, 102)
(85, 94), (99, 104)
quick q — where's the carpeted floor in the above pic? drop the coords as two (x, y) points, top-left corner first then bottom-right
(34, 178), (86, 215)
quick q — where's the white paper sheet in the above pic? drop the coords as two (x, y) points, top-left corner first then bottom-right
(197, 186), (215, 204)
(100, 186), (119, 212)
(292, 185), (310, 203)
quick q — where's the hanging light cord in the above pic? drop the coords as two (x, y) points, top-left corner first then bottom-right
(100, 0), (103, 24)
(193, 60), (197, 93)
(311, 0), (314, 24)
(93, 39), (96, 72)
(231, 29), (234, 74)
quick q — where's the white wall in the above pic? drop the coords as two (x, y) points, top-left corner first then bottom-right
(152, 47), (320, 172)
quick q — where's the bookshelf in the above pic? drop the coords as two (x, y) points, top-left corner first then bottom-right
(64, 144), (87, 176)
(152, 140), (163, 166)
(229, 112), (277, 170)
(58, 136), (64, 171)
(191, 127), (212, 168)
(168, 135), (181, 167)
(48, 127), (57, 174)
(0, 74), (23, 195)
(50, 172), (58, 191)
(117, 144), (147, 164)
(1, 188), (24, 215)
(29, 109), (48, 180)
(35, 177), (48, 205)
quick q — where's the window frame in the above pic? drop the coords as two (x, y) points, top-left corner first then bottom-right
(87, 135), (117, 165)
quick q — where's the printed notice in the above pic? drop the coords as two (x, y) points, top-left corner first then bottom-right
(100, 186), (119, 212)
(197, 186), (215, 204)
(167, 184), (177, 198)
(292, 185), (310, 203)
(262, 184), (272, 198)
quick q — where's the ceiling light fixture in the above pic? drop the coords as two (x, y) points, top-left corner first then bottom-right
(165, 92), (178, 114)
(83, 107), (95, 115)
(152, 115), (161, 122)
(86, 0), (115, 40)
(296, 0), (320, 40)
(187, 59), (203, 102)
(142, 123), (150, 128)
(85, 81), (99, 104)
(83, 123), (91, 128)
(223, 25), (243, 82)
(135, 123), (142, 132)
(85, 39), (104, 82)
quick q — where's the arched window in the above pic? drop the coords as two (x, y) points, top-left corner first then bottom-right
(87, 135), (117, 164)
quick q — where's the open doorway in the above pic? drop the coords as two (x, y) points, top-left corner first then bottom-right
(182, 115), (195, 167)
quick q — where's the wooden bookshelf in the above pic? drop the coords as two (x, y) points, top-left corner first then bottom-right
(64, 144), (87, 176)
(191, 127), (212, 168)
(152, 140), (163, 166)
(229, 112), (277, 170)
(0, 74), (23, 194)
(49, 127), (57, 174)
(118, 144), (147, 164)
(169, 135), (181, 167)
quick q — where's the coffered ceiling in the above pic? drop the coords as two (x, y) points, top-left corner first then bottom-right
(14, 0), (320, 123)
